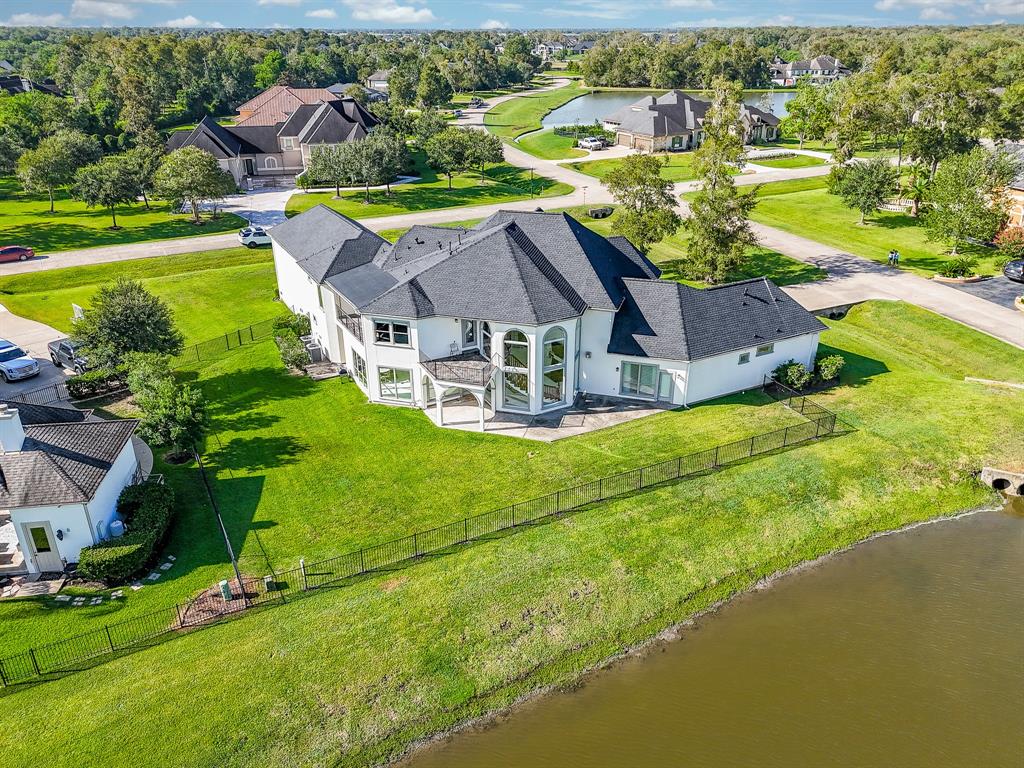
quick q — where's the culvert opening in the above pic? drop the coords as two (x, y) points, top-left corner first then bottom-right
(1017, 484), (1024, 496)
(992, 478), (1011, 491)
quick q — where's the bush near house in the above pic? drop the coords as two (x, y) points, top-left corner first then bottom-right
(815, 353), (846, 383)
(938, 256), (979, 278)
(66, 366), (129, 399)
(76, 483), (176, 584)
(773, 360), (813, 390)
(273, 313), (312, 371)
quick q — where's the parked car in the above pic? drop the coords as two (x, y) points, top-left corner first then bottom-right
(238, 226), (272, 248)
(1004, 259), (1024, 284)
(0, 339), (39, 382)
(453, 109), (464, 118)
(48, 338), (89, 374)
(0, 245), (34, 263)
(578, 136), (605, 150)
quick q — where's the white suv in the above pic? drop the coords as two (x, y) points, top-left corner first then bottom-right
(0, 339), (39, 383)
(578, 137), (605, 150)
(238, 226), (272, 248)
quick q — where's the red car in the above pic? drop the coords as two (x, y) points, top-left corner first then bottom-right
(0, 246), (34, 263)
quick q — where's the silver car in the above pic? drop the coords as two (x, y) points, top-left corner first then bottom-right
(0, 339), (39, 382)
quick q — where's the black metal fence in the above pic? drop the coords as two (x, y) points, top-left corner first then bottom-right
(0, 384), (843, 688)
(174, 317), (286, 365)
(8, 379), (69, 406)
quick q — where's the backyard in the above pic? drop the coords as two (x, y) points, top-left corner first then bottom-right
(749, 176), (1002, 277)
(0, 177), (245, 254)
(287, 151), (572, 219)
(0, 291), (1022, 767)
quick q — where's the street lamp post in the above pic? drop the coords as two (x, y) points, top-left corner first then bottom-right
(582, 185), (588, 205)
(529, 167), (535, 198)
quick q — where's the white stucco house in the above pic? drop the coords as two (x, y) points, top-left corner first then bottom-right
(0, 402), (140, 576)
(271, 206), (825, 431)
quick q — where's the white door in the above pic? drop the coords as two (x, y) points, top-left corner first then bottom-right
(657, 371), (674, 402)
(24, 522), (63, 572)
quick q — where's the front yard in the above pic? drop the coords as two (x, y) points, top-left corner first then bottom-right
(516, 129), (587, 160)
(568, 152), (741, 183)
(749, 177), (1002, 277)
(1, 293), (1022, 768)
(287, 151), (572, 219)
(0, 177), (245, 254)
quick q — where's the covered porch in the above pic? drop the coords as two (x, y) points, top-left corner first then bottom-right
(421, 351), (499, 432)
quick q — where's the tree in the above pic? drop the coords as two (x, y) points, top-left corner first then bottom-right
(902, 161), (929, 217)
(73, 154), (139, 229)
(424, 127), (472, 189)
(154, 147), (235, 224)
(387, 66), (416, 107)
(126, 355), (206, 458)
(605, 153), (681, 255)
(254, 51), (285, 90)
(465, 129), (503, 183)
(72, 278), (184, 370)
(417, 59), (452, 108)
(0, 129), (23, 176)
(123, 140), (164, 210)
(373, 128), (410, 195)
(346, 130), (406, 202)
(988, 81), (1024, 141)
(684, 78), (758, 282)
(923, 147), (1020, 254)
(835, 156), (899, 224)
(344, 84), (368, 106)
(307, 143), (349, 198)
(16, 129), (100, 212)
(414, 109), (448, 147)
(779, 78), (828, 149)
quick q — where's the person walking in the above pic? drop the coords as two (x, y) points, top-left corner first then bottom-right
(887, 249), (895, 266)
(892, 249), (900, 267)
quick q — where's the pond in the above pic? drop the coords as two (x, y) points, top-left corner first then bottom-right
(541, 89), (797, 129)
(401, 499), (1024, 767)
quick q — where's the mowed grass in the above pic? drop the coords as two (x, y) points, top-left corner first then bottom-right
(0, 247), (281, 343)
(749, 176), (1000, 277)
(752, 154), (826, 169)
(483, 82), (589, 140)
(0, 177), (245, 254)
(287, 151), (572, 219)
(0, 300), (1021, 768)
(569, 152), (740, 183)
(516, 129), (587, 160)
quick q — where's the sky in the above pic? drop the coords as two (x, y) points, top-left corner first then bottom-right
(0, 0), (1021, 31)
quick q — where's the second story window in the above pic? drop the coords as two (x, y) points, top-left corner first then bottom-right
(281, 137), (296, 151)
(461, 319), (476, 348)
(374, 320), (410, 346)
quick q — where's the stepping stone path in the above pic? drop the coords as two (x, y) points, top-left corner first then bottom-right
(55, 594), (71, 602)
(52, 556), (175, 604)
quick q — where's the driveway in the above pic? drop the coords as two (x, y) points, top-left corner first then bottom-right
(0, 303), (70, 398)
(943, 275), (1024, 311)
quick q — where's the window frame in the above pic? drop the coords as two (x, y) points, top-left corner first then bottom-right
(542, 326), (567, 407)
(377, 366), (413, 402)
(738, 352), (750, 365)
(502, 329), (529, 371)
(351, 351), (367, 387)
(755, 343), (775, 357)
(373, 319), (411, 347)
(461, 319), (477, 349)
(281, 137), (296, 151)
(620, 361), (659, 399)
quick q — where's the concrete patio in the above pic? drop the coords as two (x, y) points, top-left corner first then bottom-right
(423, 392), (678, 441)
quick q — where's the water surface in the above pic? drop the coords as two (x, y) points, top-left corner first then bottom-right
(403, 501), (1024, 767)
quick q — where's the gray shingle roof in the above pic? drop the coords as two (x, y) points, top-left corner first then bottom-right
(0, 400), (90, 425)
(609, 277), (827, 362)
(271, 205), (389, 283)
(604, 90), (778, 138)
(0, 417), (138, 508)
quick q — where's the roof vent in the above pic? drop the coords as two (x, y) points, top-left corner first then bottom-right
(414, 237), (423, 245)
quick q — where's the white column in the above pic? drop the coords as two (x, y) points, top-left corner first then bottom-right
(435, 390), (443, 426)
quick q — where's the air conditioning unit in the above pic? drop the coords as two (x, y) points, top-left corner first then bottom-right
(305, 342), (324, 363)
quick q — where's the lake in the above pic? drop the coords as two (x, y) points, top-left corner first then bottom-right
(541, 89), (797, 129)
(401, 499), (1024, 767)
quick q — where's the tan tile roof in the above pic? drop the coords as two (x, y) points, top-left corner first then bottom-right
(235, 86), (338, 127)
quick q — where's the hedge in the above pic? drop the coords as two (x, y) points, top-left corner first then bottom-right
(77, 482), (176, 583)
(67, 366), (129, 400)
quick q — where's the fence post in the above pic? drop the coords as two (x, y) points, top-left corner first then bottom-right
(237, 329), (242, 347)
(105, 625), (115, 653)
(0, 658), (7, 688)
(676, 456), (682, 478)
(299, 558), (308, 590)
(359, 548), (366, 572)
(713, 445), (720, 468)
(175, 602), (185, 628)
(782, 425), (791, 446)
(749, 435), (756, 457)
(556, 489), (562, 512)
(29, 648), (40, 677)
(598, 477), (603, 500)
(463, 518), (468, 543)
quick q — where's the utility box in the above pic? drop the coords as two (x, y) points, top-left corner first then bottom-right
(219, 579), (232, 602)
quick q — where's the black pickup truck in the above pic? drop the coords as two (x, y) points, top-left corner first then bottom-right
(47, 338), (89, 374)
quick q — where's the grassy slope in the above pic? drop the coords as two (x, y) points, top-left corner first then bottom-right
(483, 82), (589, 141)
(516, 129), (587, 160)
(753, 154), (826, 169)
(1, 301), (1022, 768)
(750, 177), (1000, 277)
(0, 177), (245, 254)
(569, 153), (740, 183)
(287, 152), (571, 219)
(0, 247), (281, 343)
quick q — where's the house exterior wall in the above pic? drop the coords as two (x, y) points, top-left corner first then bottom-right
(272, 241), (332, 354)
(84, 441), (139, 543)
(1007, 187), (1024, 227)
(11, 504), (89, 574)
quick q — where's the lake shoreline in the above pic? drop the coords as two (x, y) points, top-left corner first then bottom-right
(388, 499), (1004, 768)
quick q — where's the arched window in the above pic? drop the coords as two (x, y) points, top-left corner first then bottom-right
(502, 329), (529, 410)
(481, 322), (492, 358)
(542, 326), (566, 406)
(265, 156), (278, 169)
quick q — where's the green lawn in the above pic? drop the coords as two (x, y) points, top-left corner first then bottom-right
(1, 294), (1021, 767)
(752, 154), (827, 169)
(0, 247), (281, 344)
(749, 176), (1000, 277)
(569, 152), (741, 183)
(516, 129), (587, 160)
(483, 82), (589, 140)
(767, 137), (897, 159)
(0, 177), (246, 254)
(287, 152), (572, 219)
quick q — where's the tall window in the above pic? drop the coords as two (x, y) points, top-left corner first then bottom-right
(351, 352), (366, 386)
(461, 319), (476, 349)
(265, 156), (278, 169)
(482, 322), (492, 358)
(378, 367), (412, 401)
(542, 327), (566, 406)
(374, 320), (410, 346)
(502, 329), (529, 410)
(621, 362), (658, 398)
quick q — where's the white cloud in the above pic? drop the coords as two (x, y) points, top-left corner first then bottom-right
(764, 14), (796, 24)
(486, 2), (523, 10)
(269, 21), (293, 27)
(981, 1), (1024, 15)
(873, 0), (971, 13)
(920, 6), (955, 17)
(306, 7), (338, 17)
(480, 18), (508, 28)
(0, 12), (67, 26)
(342, 0), (437, 23)
(259, 0), (302, 4)
(543, 0), (630, 20)
(164, 14), (225, 27)
(665, 0), (715, 8)
(71, 0), (137, 20)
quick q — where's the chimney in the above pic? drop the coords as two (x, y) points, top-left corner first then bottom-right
(0, 405), (25, 452)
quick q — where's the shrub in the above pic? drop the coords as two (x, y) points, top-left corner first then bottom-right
(815, 353), (846, 382)
(994, 227), (1024, 261)
(825, 164), (847, 195)
(76, 483), (176, 583)
(295, 171), (313, 191)
(273, 312), (311, 337)
(275, 329), (309, 371)
(66, 365), (128, 399)
(937, 256), (978, 278)
(773, 360), (812, 390)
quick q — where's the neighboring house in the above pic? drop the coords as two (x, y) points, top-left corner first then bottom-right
(0, 60), (16, 74)
(770, 55), (851, 87)
(0, 75), (62, 97)
(167, 86), (380, 185)
(1001, 143), (1024, 227)
(365, 70), (392, 92)
(568, 40), (595, 55)
(271, 206), (824, 431)
(327, 82), (388, 103)
(603, 90), (780, 151)
(533, 41), (565, 61)
(0, 402), (140, 576)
